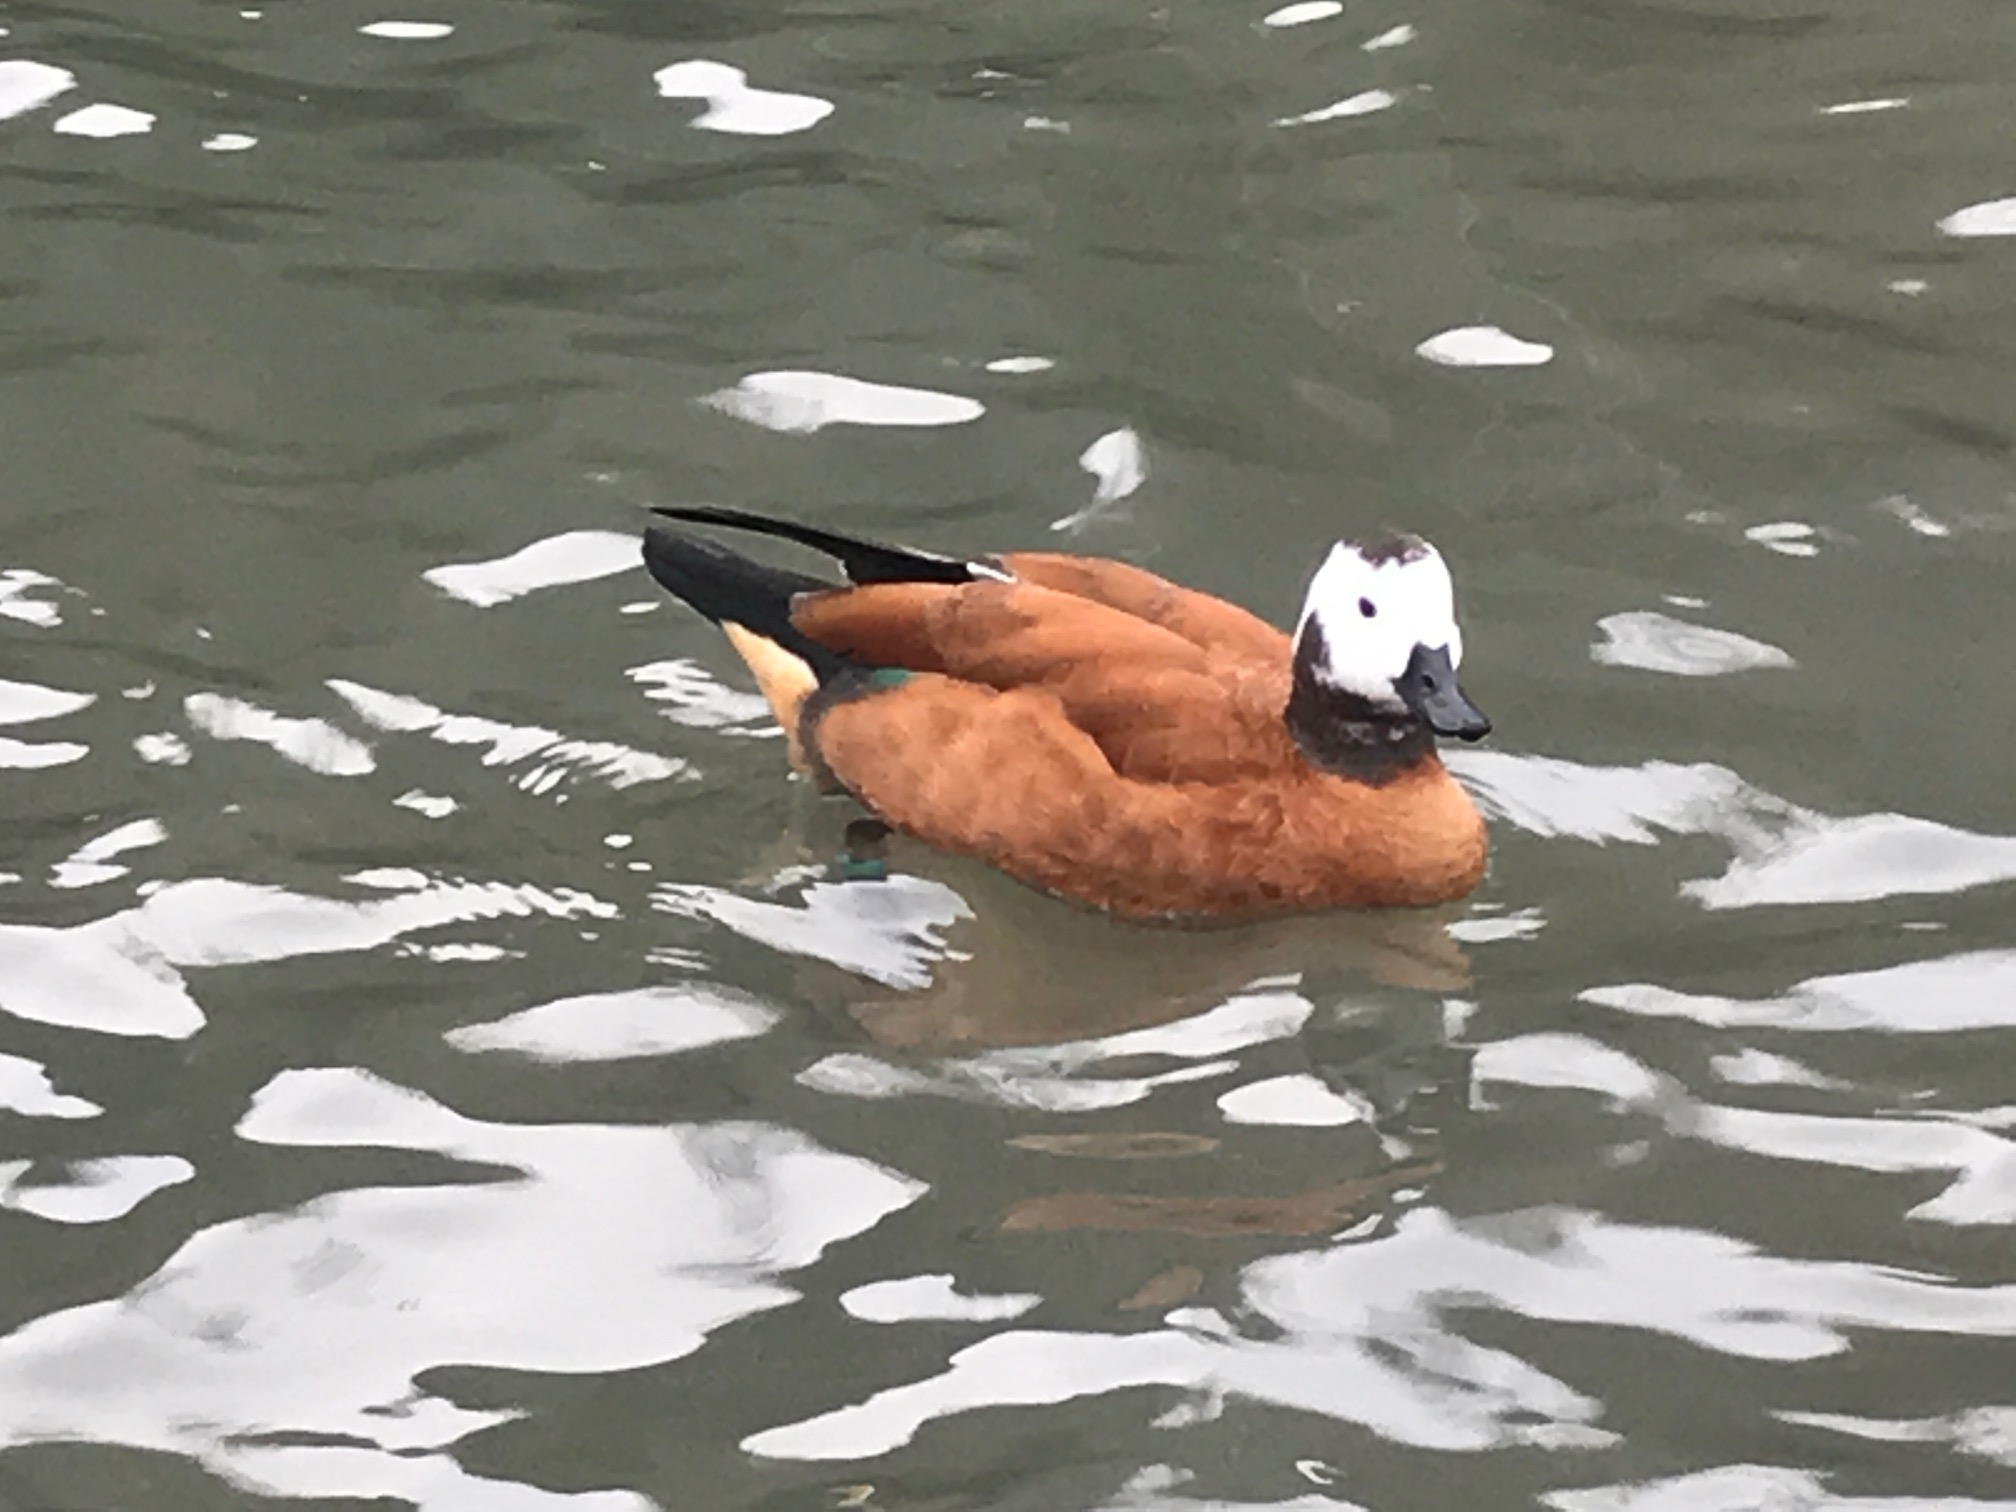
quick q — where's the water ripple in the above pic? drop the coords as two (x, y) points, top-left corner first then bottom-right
(1592, 610), (1795, 676)
(654, 62), (834, 137)
(0, 1154), (193, 1223)
(1456, 751), (2016, 906)
(1, 872), (614, 1039)
(425, 529), (638, 608)
(184, 691), (376, 777)
(700, 371), (984, 434)
(0, 568), (67, 627)
(329, 679), (688, 794)
(445, 984), (778, 1062)
(0, 1053), (101, 1120)
(0, 1069), (924, 1505)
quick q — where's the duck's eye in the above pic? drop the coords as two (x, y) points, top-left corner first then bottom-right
(1358, 597), (1377, 618)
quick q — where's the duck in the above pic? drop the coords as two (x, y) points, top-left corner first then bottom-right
(640, 506), (1491, 921)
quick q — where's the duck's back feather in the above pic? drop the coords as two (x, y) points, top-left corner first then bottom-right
(997, 551), (1292, 664)
(793, 577), (1292, 783)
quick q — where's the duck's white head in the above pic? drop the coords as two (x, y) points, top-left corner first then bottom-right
(1293, 535), (1489, 740)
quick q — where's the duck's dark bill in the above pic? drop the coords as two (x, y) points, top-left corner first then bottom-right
(1397, 643), (1491, 740)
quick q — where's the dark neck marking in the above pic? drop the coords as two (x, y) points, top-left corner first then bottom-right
(1284, 622), (1435, 787)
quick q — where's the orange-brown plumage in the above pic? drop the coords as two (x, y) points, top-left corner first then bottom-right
(640, 507), (1491, 921)
(794, 579), (1290, 784)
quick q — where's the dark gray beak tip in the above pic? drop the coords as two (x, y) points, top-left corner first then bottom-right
(1444, 710), (1492, 742)
(1397, 643), (1490, 743)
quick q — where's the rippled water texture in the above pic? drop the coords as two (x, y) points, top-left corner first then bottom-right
(5, 0), (2016, 1508)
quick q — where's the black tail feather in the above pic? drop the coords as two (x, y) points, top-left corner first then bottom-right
(640, 526), (851, 680)
(649, 505), (992, 586)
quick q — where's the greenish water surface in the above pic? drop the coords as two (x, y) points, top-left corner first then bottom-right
(4, 2), (2016, 1508)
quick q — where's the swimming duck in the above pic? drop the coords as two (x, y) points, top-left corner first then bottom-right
(641, 506), (1491, 920)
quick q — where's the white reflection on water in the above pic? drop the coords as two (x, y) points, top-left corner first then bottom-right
(1776, 1407), (2016, 1468)
(1547, 1464), (2013, 1510)
(1472, 1033), (1668, 1112)
(841, 1274), (1041, 1324)
(330, 678), (689, 793)
(1273, 89), (1398, 127)
(1415, 325), (1554, 367)
(0, 874), (612, 1038)
(0, 1068), (923, 1509)
(0, 914), (203, 1038)
(395, 788), (458, 817)
(446, 984), (778, 1062)
(425, 529), (638, 607)
(1586, 951), (2016, 1034)
(628, 657), (774, 732)
(1821, 96), (1910, 115)
(1709, 1048), (1841, 1089)
(1479, 1026), (2016, 1224)
(0, 60), (74, 121)
(133, 730), (191, 765)
(0, 674), (92, 767)
(1451, 751), (1768, 845)
(0, 734), (87, 768)
(979, 985), (1312, 1069)
(0, 1053), (101, 1119)
(654, 61), (833, 136)
(1453, 750), (2016, 907)
(1080, 427), (1146, 505)
(359, 19), (454, 39)
(656, 875), (971, 991)
(1696, 1105), (2016, 1225)
(1052, 427), (1147, 533)
(746, 1205), (2016, 1462)
(745, 1328), (1229, 1460)
(1745, 520), (1820, 557)
(0, 567), (67, 627)
(1217, 1073), (1365, 1128)
(700, 370), (984, 433)
(185, 691), (376, 776)
(0, 675), (93, 725)
(1106, 1465), (1366, 1511)
(135, 874), (614, 966)
(1260, 1), (1342, 27)
(1876, 494), (1952, 537)
(802, 988), (1308, 1113)
(1693, 811), (2016, 909)
(51, 103), (154, 138)
(0, 1154), (192, 1223)
(50, 817), (168, 890)
(1938, 197), (2016, 238)
(1591, 611), (1794, 676)
(801, 1050), (1238, 1113)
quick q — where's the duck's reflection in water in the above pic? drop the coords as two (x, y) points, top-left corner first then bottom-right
(662, 816), (1475, 1051)
(656, 814), (1477, 1275)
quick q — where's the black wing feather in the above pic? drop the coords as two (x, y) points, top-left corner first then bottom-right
(640, 526), (852, 680)
(649, 505), (989, 586)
